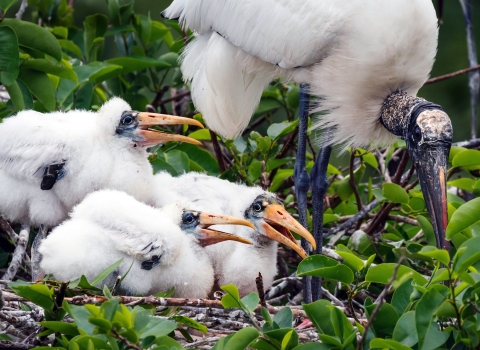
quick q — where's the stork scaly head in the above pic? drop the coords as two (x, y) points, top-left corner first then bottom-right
(181, 210), (253, 247)
(99, 97), (204, 147)
(245, 194), (316, 258)
(380, 91), (453, 250)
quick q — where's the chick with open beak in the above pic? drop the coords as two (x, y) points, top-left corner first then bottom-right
(245, 194), (316, 258)
(179, 210), (253, 247)
(116, 110), (204, 147)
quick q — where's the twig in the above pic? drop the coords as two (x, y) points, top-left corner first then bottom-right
(184, 337), (220, 348)
(268, 128), (297, 183)
(112, 328), (142, 350)
(52, 282), (67, 316)
(356, 256), (405, 350)
(256, 273), (267, 307)
(2, 226), (29, 281)
(209, 130), (227, 173)
(391, 152), (409, 184)
(0, 341), (31, 349)
(349, 151), (363, 211)
(321, 287), (344, 308)
(267, 293), (290, 305)
(376, 150), (391, 183)
(111, 276), (121, 296)
(454, 138), (480, 149)
(326, 199), (379, 245)
(306, 134), (317, 161)
(425, 64), (480, 84)
(0, 217), (18, 245)
(15, 0), (28, 20)
(157, 90), (191, 106)
(265, 280), (289, 300)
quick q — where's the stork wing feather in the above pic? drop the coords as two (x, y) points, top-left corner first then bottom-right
(164, 0), (346, 69)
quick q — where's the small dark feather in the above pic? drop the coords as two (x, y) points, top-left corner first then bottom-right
(41, 162), (66, 190)
(141, 255), (161, 271)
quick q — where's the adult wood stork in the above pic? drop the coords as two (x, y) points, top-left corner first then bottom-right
(39, 190), (253, 298)
(0, 97), (203, 229)
(162, 1), (453, 286)
(153, 171), (316, 296)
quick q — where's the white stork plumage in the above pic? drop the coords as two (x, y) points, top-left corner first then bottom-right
(162, 1), (453, 258)
(153, 172), (315, 296)
(0, 97), (203, 228)
(39, 190), (253, 298)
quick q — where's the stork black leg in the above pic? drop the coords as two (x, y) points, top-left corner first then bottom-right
(459, 0), (479, 138)
(31, 225), (48, 281)
(294, 84), (312, 304)
(310, 140), (332, 301)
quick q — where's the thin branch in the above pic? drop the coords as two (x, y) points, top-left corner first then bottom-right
(0, 217), (18, 245)
(209, 130), (227, 173)
(268, 127), (297, 183)
(256, 273), (267, 307)
(426, 64), (480, 84)
(184, 337), (220, 348)
(157, 90), (191, 106)
(112, 328), (142, 350)
(15, 0), (28, 20)
(2, 226), (29, 281)
(321, 287), (344, 308)
(52, 282), (67, 316)
(349, 151), (363, 211)
(111, 275), (122, 296)
(357, 256), (406, 350)
(454, 138), (480, 149)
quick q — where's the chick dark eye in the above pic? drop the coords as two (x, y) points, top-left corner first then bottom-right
(183, 213), (195, 224)
(122, 115), (134, 125)
(253, 202), (262, 212)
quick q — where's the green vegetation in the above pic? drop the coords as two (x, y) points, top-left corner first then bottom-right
(1, 0), (480, 349)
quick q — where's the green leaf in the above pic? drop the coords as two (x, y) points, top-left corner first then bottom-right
(255, 97), (281, 115)
(39, 321), (80, 336)
(139, 318), (177, 339)
(335, 250), (365, 272)
(392, 311), (418, 347)
(74, 62), (123, 84)
(171, 315), (207, 334)
(453, 237), (480, 273)
(448, 178), (476, 192)
(248, 161), (262, 180)
(297, 255), (354, 285)
(417, 246), (450, 266)
(267, 120), (298, 140)
(22, 59), (77, 83)
(329, 306), (355, 341)
(18, 68), (55, 110)
(365, 263), (428, 285)
(106, 56), (171, 74)
(292, 343), (330, 350)
(452, 150), (480, 168)
(370, 338), (412, 350)
(302, 300), (334, 335)
(74, 82), (93, 110)
(272, 307), (293, 329)
(90, 258), (123, 287)
(151, 157), (178, 176)
(84, 14), (108, 62)
(365, 303), (399, 338)
(58, 39), (83, 59)
(0, 19), (62, 61)
(241, 293), (259, 313)
(9, 281), (54, 310)
(221, 284), (243, 309)
(415, 289), (447, 350)
(391, 279), (414, 315)
(0, 26), (19, 86)
(217, 327), (259, 350)
(5, 80), (25, 110)
(153, 336), (185, 349)
(174, 143), (220, 175)
(0, 0), (18, 12)
(416, 215), (436, 247)
(446, 198), (480, 239)
(383, 183), (409, 204)
(165, 150), (189, 175)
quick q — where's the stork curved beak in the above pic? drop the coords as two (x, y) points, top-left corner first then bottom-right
(137, 112), (204, 146)
(261, 204), (316, 259)
(406, 109), (452, 250)
(196, 212), (254, 247)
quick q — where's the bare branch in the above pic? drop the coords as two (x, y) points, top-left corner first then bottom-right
(356, 256), (405, 350)
(349, 151), (363, 211)
(2, 226), (29, 281)
(426, 64), (480, 84)
(255, 273), (267, 307)
(15, 0), (28, 20)
(454, 138), (480, 149)
(209, 130), (227, 173)
(0, 217), (18, 245)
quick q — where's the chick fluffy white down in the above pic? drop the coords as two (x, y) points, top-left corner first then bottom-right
(39, 190), (214, 298)
(154, 172), (279, 296)
(0, 98), (155, 227)
(164, 0), (438, 149)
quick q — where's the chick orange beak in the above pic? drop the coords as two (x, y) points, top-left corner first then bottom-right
(197, 212), (254, 247)
(261, 204), (316, 258)
(137, 112), (204, 147)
